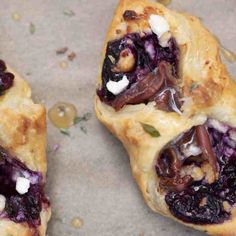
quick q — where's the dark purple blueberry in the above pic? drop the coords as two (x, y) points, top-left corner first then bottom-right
(0, 72), (14, 92)
(0, 60), (7, 72)
(166, 190), (229, 224)
(0, 59), (15, 94)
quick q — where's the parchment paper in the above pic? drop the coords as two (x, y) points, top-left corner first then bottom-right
(0, 0), (235, 235)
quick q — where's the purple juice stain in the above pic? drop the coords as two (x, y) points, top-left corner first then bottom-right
(162, 121), (236, 224)
(0, 146), (49, 227)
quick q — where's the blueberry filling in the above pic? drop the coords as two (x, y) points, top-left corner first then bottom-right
(0, 59), (14, 94)
(97, 32), (181, 112)
(156, 119), (236, 224)
(0, 146), (49, 227)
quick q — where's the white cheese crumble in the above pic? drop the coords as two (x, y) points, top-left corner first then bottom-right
(182, 144), (202, 158)
(148, 14), (170, 39)
(106, 75), (129, 95)
(208, 119), (228, 133)
(16, 177), (31, 195)
(0, 195), (6, 211)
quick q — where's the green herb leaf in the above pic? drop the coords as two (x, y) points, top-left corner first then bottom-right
(74, 117), (83, 124)
(74, 112), (92, 125)
(63, 10), (75, 16)
(83, 112), (92, 121)
(108, 55), (116, 64)
(60, 128), (70, 136)
(141, 123), (160, 137)
(190, 82), (199, 92)
(54, 217), (63, 223)
(80, 126), (87, 134)
(29, 22), (36, 34)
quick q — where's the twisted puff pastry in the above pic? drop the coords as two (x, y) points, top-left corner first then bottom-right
(95, 0), (236, 235)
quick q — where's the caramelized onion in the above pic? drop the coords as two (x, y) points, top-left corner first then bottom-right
(156, 147), (182, 178)
(156, 124), (220, 192)
(153, 90), (170, 112)
(160, 175), (193, 192)
(112, 62), (167, 110)
(112, 62), (182, 111)
(156, 145), (193, 192)
(153, 88), (182, 114)
(195, 125), (218, 173)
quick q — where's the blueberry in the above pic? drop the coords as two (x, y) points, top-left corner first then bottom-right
(0, 60), (6, 72)
(0, 72), (14, 92)
(0, 60), (15, 94)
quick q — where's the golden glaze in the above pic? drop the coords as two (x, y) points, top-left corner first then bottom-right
(0, 66), (51, 235)
(95, 0), (236, 235)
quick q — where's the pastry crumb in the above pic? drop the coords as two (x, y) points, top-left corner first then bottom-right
(12, 12), (21, 21)
(68, 52), (76, 61)
(56, 47), (68, 54)
(59, 61), (68, 69)
(72, 217), (83, 229)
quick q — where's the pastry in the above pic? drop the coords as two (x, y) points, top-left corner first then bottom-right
(95, 0), (236, 235)
(0, 59), (51, 236)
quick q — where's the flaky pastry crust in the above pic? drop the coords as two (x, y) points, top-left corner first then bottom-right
(0, 66), (51, 235)
(95, 0), (236, 235)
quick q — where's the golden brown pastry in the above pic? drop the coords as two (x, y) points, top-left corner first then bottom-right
(0, 60), (50, 236)
(95, 0), (236, 235)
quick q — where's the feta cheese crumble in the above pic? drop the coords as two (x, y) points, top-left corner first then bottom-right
(181, 144), (202, 158)
(106, 75), (129, 95)
(16, 177), (31, 195)
(0, 195), (6, 211)
(148, 14), (170, 39)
